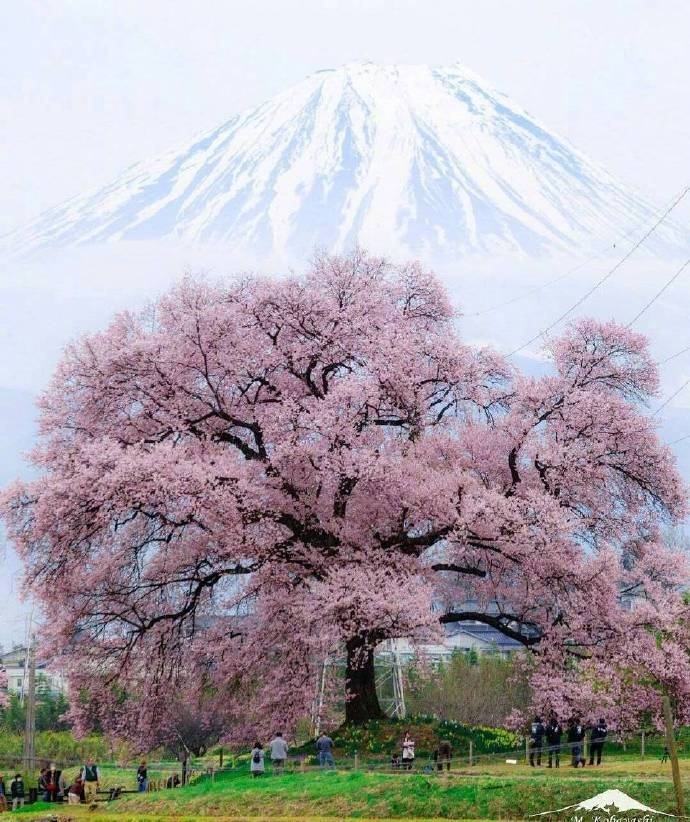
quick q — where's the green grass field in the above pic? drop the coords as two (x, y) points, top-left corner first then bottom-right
(12, 756), (687, 820)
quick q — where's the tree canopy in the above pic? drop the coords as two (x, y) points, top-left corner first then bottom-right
(3, 251), (688, 741)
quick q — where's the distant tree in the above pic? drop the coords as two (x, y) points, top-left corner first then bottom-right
(35, 676), (70, 732)
(0, 676), (70, 733)
(406, 652), (531, 726)
(2, 251), (688, 744)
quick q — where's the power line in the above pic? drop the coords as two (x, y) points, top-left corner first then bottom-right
(628, 256), (690, 327)
(666, 434), (690, 446)
(506, 186), (690, 358)
(654, 377), (690, 416)
(467, 186), (690, 319)
(659, 344), (690, 365)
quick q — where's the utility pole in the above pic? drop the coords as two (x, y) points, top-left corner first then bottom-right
(22, 637), (36, 775)
(311, 656), (328, 738)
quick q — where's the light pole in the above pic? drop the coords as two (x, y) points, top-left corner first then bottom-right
(22, 636), (36, 775)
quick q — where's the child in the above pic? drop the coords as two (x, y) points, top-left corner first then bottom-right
(250, 742), (265, 777)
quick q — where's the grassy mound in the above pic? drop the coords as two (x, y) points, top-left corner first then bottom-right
(293, 717), (521, 760)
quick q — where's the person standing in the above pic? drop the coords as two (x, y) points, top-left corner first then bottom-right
(38, 767), (48, 801)
(567, 719), (586, 767)
(45, 762), (65, 802)
(589, 719), (608, 766)
(81, 757), (100, 804)
(545, 716), (563, 768)
(529, 717), (545, 766)
(401, 732), (415, 770)
(316, 732), (335, 769)
(10, 773), (25, 811)
(269, 732), (289, 774)
(136, 760), (148, 793)
(0, 774), (7, 812)
(436, 739), (452, 772)
(250, 742), (265, 777)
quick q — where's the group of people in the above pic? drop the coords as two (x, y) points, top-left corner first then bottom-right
(0, 758), (177, 810)
(529, 716), (608, 768)
(390, 733), (452, 772)
(249, 731), (338, 775)
(250, 732), (292, 776)
(0, 758), (101, 811)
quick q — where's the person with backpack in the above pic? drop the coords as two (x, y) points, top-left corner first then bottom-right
(10, 773), (25, 811)
(528, 717), (545, 766)
(269, 732), (289, 774)
(81, 757), (100, 804)
(589, 718), (608, 766)
(250, 742), (265, 777)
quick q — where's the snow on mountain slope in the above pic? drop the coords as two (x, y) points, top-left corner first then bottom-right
(2, 61), (688, 261)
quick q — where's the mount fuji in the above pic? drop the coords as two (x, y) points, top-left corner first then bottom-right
(3, 61), (688, 262)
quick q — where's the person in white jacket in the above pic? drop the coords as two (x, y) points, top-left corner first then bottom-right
(269, 732), (289, 774)
(401, 733), (415, 770)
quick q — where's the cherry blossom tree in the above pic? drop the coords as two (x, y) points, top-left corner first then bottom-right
(2, 251), (688, 742)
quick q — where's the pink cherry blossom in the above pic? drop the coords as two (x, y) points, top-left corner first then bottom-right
(1, 251), (687, 743)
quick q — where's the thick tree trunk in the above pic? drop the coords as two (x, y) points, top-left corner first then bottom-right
(344, 635), (384, 724)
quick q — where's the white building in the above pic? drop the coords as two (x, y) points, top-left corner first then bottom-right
(0, 645), (66, 697)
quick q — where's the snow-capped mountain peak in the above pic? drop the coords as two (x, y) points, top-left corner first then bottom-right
(3, 61), (687, 262)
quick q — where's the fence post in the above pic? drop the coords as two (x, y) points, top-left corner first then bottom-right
(641, 731), (645, 759)
(525, 736), (529, 764)
(354, 750), (359, 771)
(469, 740), (473, 767)
(219, 747), (224, 769)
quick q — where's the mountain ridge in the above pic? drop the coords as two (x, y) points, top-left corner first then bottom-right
(3, 61), (688, 262)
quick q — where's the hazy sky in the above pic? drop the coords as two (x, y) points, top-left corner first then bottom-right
(2, 0), (690, 235)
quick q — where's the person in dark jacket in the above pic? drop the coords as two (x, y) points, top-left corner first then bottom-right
(589, 719), (608, 765)
(567, 719), (586, 767)
(435, 739), (453, 772)
(10, 773), (26, 811)
(38, 767), (48, 801)
(529, 717), (545, 766)
(545, 716), (563, 768)
(136, 760), (148, 792)
(316, 732), (336, 769)
(45, 763), (64, 802)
